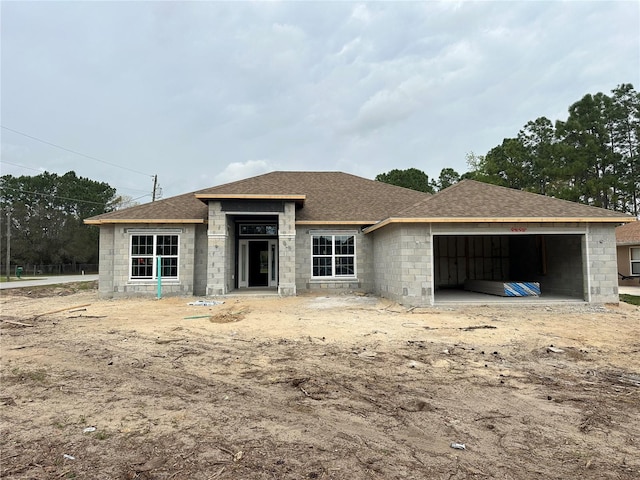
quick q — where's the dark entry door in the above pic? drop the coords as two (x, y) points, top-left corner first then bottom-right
(248, 240), (269, 287)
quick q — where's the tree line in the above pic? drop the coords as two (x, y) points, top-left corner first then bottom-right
(0, 171), (118, 270)
(377, 83), (639, 217)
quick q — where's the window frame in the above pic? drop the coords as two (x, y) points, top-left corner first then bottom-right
(129, 232), (180, 281)
(631, 246), (640, 276)
(310, 232), (356, 279)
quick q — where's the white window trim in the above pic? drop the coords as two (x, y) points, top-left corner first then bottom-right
(631, 246), (640, 276)
(310, 232), (357, 279)
(129, 232), (180, 281)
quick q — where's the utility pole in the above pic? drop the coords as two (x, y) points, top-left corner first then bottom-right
(152, 175), (158, 202)
(5, 211), (10, 282)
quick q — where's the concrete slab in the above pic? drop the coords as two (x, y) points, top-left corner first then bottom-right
(0, 274), (98, 290)
(435, 288), (585, 305)
(619, 286), (640, 296)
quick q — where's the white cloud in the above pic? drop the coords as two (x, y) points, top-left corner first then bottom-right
(350, 4), (374, 24)
(345, 75), (433, 134)
(212, 160), (273, 186)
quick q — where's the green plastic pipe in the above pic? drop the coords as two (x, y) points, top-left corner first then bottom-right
(157, 256), (162, 299)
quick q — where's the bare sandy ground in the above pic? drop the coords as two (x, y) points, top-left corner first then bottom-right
(1, 283), (639, 479)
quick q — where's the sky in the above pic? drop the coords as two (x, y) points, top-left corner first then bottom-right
(1, 1), (639, 204)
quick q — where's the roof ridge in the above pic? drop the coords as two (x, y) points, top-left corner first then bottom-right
(464, 180), (636, 213)
(390, 179), (467, 217)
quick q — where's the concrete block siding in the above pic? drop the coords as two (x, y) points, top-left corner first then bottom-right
(193, 224), (208, 296)
(278, 203), (297, 296)
(586, 223), (619, 303)
(98, 223), (199, 298)
(371, 223), (432, 306)
(206, 200), (298, 296)
(295, 224), (373, 294)
(98, 226), (115, 294)
(97, 216), (620, 306)
(206, 201), (226, 296)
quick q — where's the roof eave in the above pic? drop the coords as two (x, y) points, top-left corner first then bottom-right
(84, 219), (206, 225)
(194, 193), (306, 205)
(363, 216), (631, 234)
(296, 220), (378, 226)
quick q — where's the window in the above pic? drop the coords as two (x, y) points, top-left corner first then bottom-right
(631, 247), (640, 276)
(239, 224), (278, 236)
(130, 234), (179, 280)
(312, 234), (355, 277)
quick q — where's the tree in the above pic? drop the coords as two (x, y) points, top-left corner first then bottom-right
(375, 168), (435, 193)
(517, 117), (560, 195)
(609, 83), (640, 216)
(469, 83), (639, 215)
(0, 171), (117, 268)
(432, 168), (461, 191)
(111, 194), (141, 210)
(555, 92), (618, 209)
(477, 138), (530, 190)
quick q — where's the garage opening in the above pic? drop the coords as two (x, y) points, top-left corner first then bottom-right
(433, 234), (586, 302)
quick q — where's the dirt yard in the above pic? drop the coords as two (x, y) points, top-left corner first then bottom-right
(1, 282), (639, 479)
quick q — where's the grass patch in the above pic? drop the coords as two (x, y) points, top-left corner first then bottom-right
(75, 281), (97, 291)
(620, 294), (640, 306)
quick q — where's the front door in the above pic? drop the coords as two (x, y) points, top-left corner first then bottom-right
(238, 239), (278, 288)
(249, 240), (269, 287)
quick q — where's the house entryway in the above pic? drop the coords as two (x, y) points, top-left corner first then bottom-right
(238, 239), (278, 288)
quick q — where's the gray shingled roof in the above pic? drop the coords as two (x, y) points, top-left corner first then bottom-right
(616, 220), (640, 245)
(85, 173), (633, 226)
(195, 171), (431, 222)
(85, 191), (208, 224)
(393, 180), (633, 221)
(85, 171), (431, 224)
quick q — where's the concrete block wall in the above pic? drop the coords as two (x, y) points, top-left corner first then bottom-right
(98, 223), (198, 298)
(193, 224), (208, 296)
(278, 203), (297, 295)
(585, 223), (619, 303)
(97, 226), (115, 296)
(371, 224), (432, 306)
(225, 217), (236, 292)
(206, 201), (227, 296)
(539, 235), (584, 297)
(371, 223), (401, 302)
(295, 224), (371, 293)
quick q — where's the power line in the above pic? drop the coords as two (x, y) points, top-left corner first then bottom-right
(1, 186), (151, 207)
(0, 161), (43, 173)
(1, 125), (153, 177)
(1, 186), (114, 206)
(0, 160), (152, 195)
